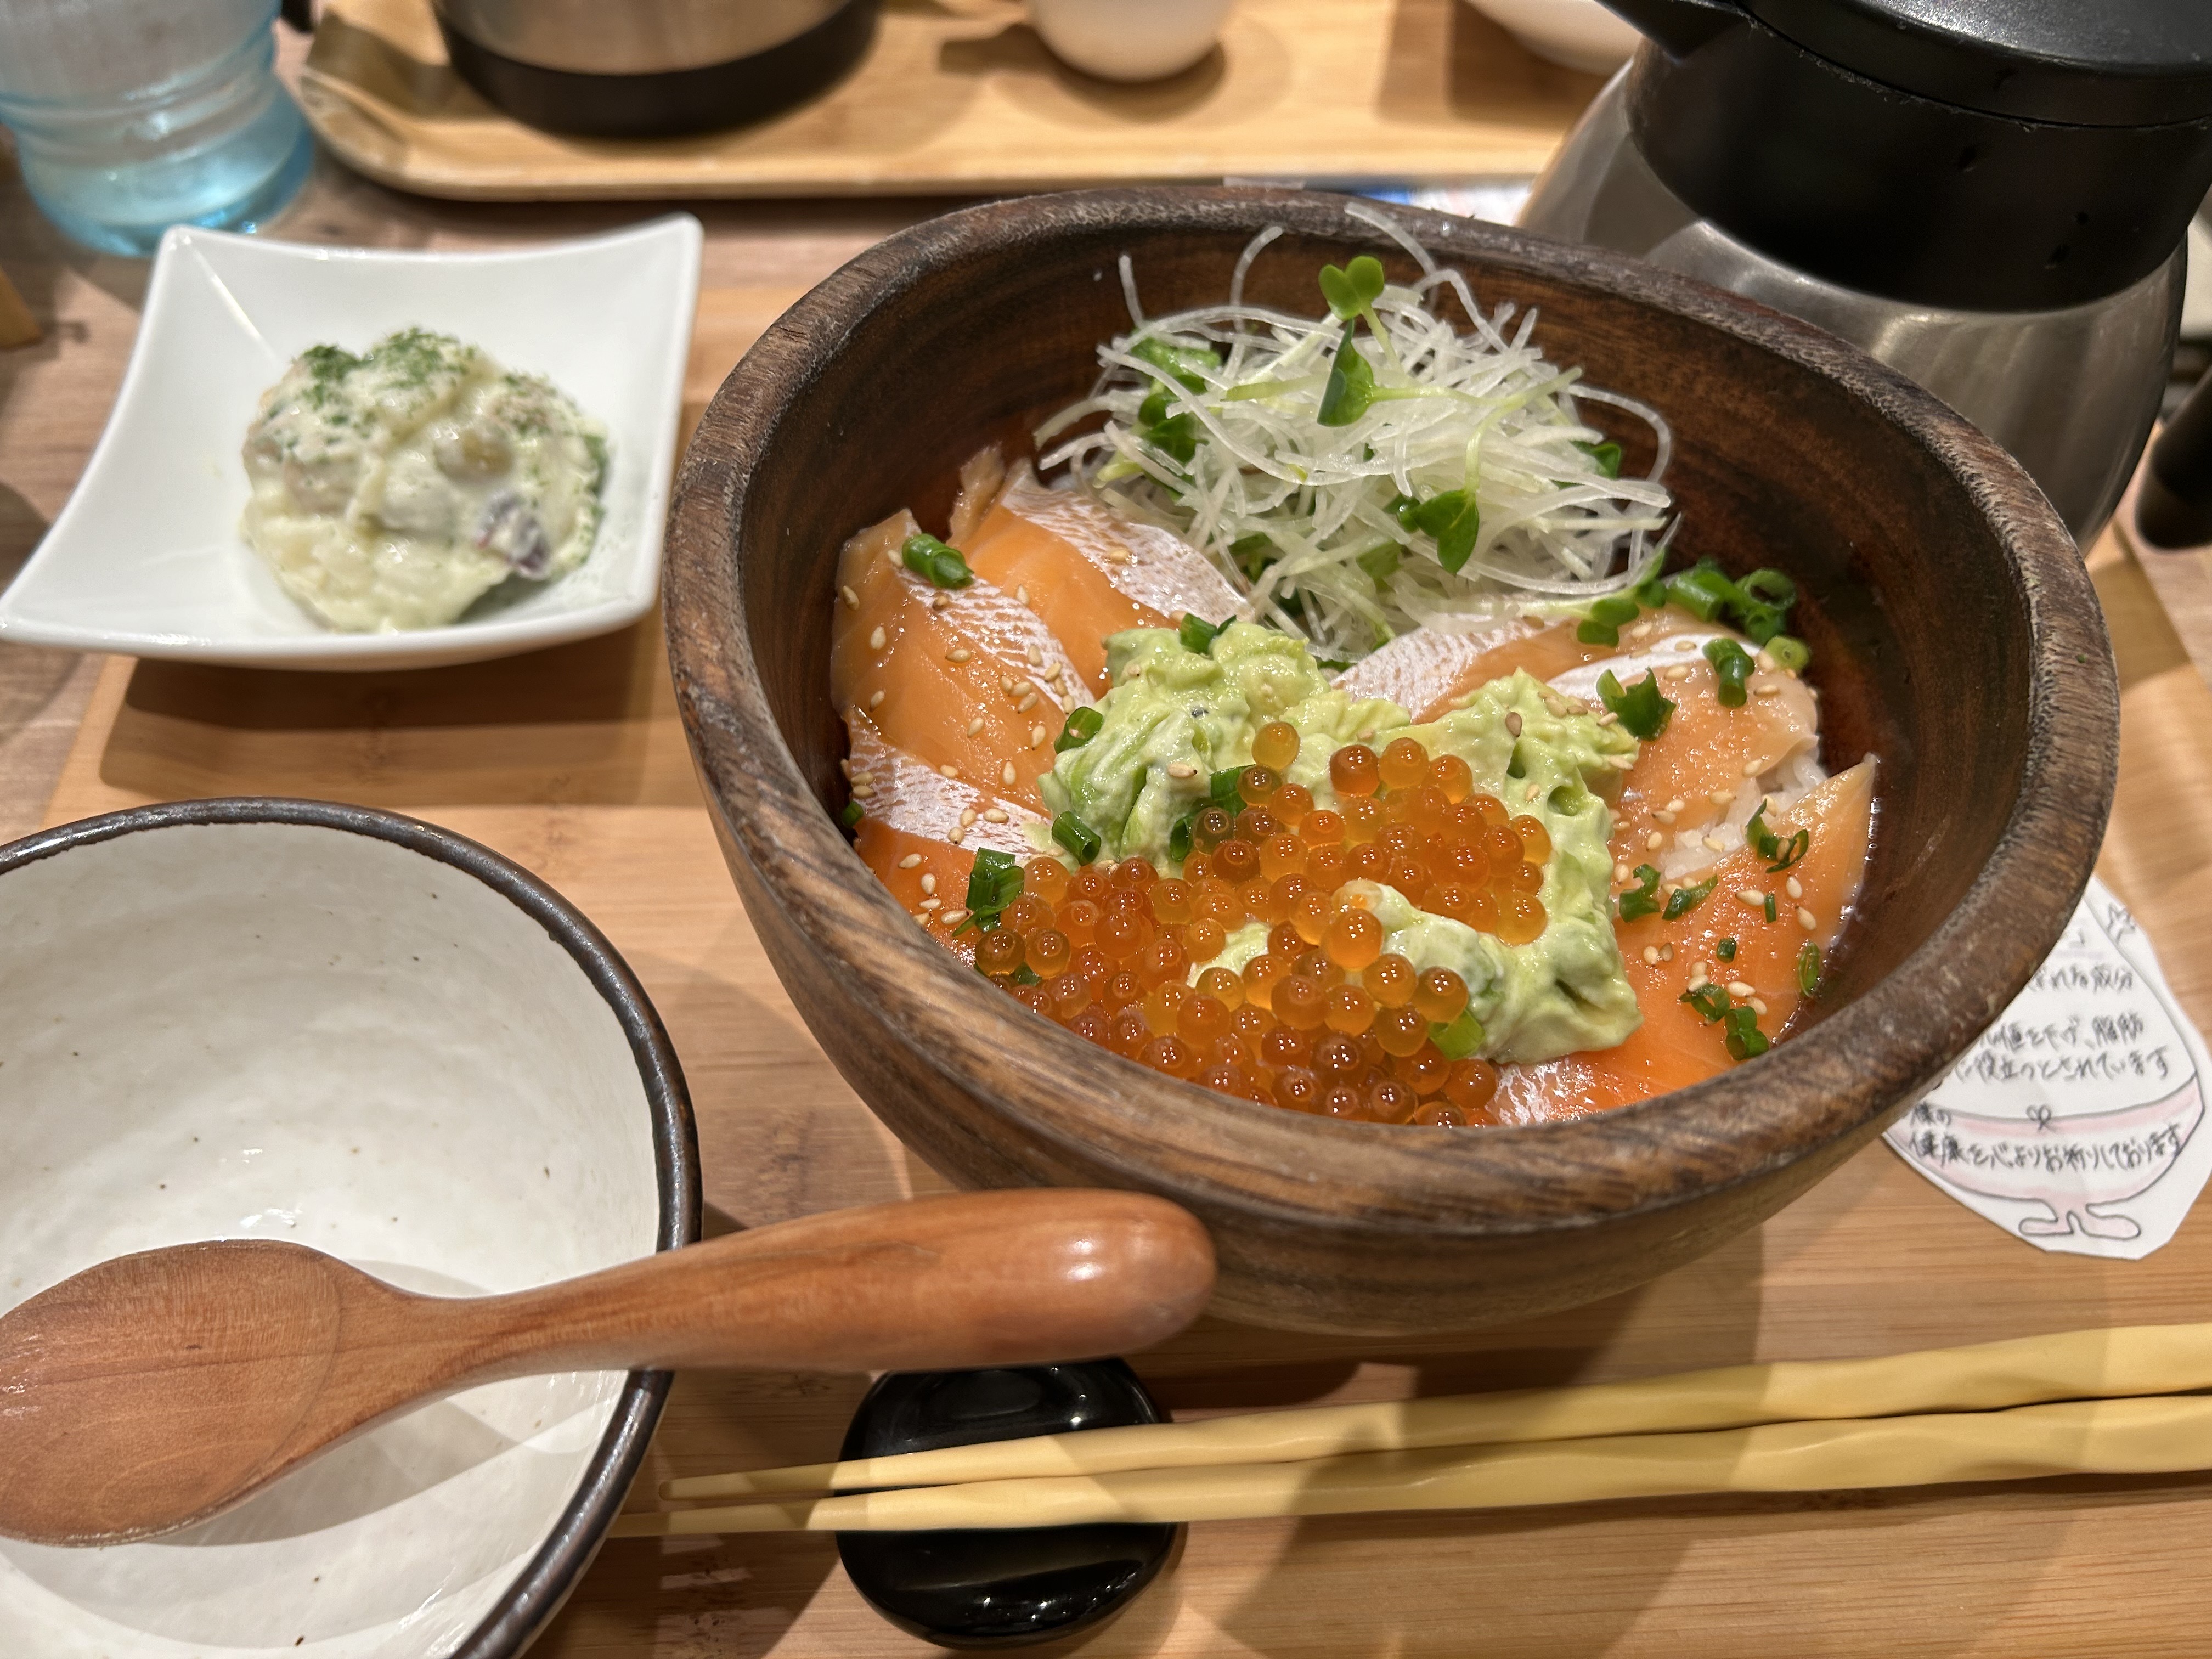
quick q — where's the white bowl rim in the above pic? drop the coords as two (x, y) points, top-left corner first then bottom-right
(0, 797), (701, 1658)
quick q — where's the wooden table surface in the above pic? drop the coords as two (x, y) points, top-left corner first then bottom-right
(18, 41), (2212, 1659)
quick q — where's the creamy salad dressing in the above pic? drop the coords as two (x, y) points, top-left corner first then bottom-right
(241, 329), (606, 632)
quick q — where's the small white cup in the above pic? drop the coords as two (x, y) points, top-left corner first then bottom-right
(1028, 0), (1234, 82)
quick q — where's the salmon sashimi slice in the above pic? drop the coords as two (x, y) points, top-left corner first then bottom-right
(1550, 634), (1818, 859)
(1494, 757), (1877, 1122)
(843, 707), (1043, 859)
(963, 461), (1245, 695)
(1330, 616), (1545, 715)
(831, 510), (1088, 813)
(1347, 610), (1714, 724)
(853, 819), (983, 966)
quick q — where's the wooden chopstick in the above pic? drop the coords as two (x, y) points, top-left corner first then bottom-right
(659, 1321), (2212, 1502)
(615, 1392), (2212, 1536)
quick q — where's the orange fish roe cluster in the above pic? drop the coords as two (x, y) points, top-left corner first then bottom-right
(965, 722), (1551, 1127)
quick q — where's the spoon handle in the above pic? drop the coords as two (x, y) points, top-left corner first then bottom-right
(439, 1189), (1214, 1381)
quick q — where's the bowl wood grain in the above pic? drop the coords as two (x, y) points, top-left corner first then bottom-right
(666, 187), (2114, 1334)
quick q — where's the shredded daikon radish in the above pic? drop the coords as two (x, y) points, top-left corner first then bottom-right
(1035, 213), (1674, 664)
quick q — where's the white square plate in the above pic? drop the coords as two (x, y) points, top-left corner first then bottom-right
(0, 215), (702, 671)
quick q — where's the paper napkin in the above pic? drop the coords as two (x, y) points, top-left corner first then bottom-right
(1886, 876), (2212, 1260)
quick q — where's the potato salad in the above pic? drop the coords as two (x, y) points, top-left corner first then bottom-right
(241, 328), (606, 631)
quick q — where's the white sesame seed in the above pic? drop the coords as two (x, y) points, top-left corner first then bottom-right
(1754, 681), (1780, 697)
(931, 594), (951, 613)
(1168, 762), (1197, 779)
(1504, 712), (1523, 738)
(965, 716), (984, 736)
(1659, 943), (1674, 961)
(841, 584), (860, 608)
(940, 765), (960, 778)
(983, 808), (1008, 823)
(1674, 637), (1698, 651)
(946, 647), (972, 663)
(914, 911), (930, 924)
(1017, 692), (1039, 713)
(1526, 782), (1543, 801)
(887, 546), (902, 569)
(839, 759), (851, 778)
(1001, 676), (1015, 695)
(919, 874), (937, 895)
(1002, 761), (1017, 786)
(849, 783), (874, 798)
(949, 828), (966, 845)
(1663, 665), (1691, 683)
(1727, 980), (1755, 998)
(1025, 645), (1044, 666)
(1688, 968), (1708, 990)
(1596, 710), (1620, 727)
(1105, 548), (1131, 565)
(1710, 789), (1735, 806)
(1359, 728), (1376, 741)
(943, 909), (968, 926)
(1737, 888), (1765, 906)
(898, 853), (922, 869)
(1756, 650), (1778, 672)
(1645, 831), (1664, 851)
(960, 808), (976, 826)
(1628, 622), (1654, 641)
(1609, 753), (1636, 770)
(1666, 797), (1686, 814)
(920, 896), (941, 911)
(1750, 996), (1768, 1015)
(869, 690), (885, 710)
(1642, 946), (1661, 964)
(1798, 906), (1818, 930)
(1704, 834), (1728, 853)
(1742, 759), (1764, 777)
(1615, 861), (1632, 883)
(1785, 876), (1803, 900)
(1016, 585), (1029, 603)
(868, 625), (887, 651)
(1652, 809), (1676, 826)
(1030, 726), (1047, 748)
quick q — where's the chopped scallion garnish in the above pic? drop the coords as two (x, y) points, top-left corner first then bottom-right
(1681, 983), (1730, 1022)
(1617, 863), (1663, 922)
(1798, 940), (1823, 997)
(1430, 1009), (1486, 1059)
(1052, 813), (1102, 865)
(1178, 613), (1237, 654)
(1703, 637), (1754, 707)
(1767, 634), (1811, 672)
(900, 532), (973, 589)
(1723, 1005), (1769, 1059)
(1597, 669), (1675, 740)
(839, 800), (864, 829)
(1716, 936), (1737, 962)
(961, 848), (1023, 930)
(1665, 876), (1717, 921)
(1053, 706), (1104, 753)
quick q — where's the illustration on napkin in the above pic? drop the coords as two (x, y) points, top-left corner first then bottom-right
(1886, 877), (2212, 1261)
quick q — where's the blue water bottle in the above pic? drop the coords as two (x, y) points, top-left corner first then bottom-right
(0, 0), (313, 256)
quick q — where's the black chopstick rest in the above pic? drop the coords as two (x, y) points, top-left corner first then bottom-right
(835, 1361), (1179, 1648)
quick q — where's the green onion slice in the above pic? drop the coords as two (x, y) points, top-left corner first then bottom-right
(962, 848), (1024, 928)
(1053, 706), (1104, 753)
(900, 533), (974, 590)
(1596, 669), (1675, 740)
(1617, 863), (1663, 922)
(1664, 874), (1717, 921)
(1051, 813), (1102, 866)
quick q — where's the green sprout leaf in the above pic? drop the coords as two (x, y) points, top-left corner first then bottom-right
(1131, 335), (1220, 392)
(1356, 542), (1402, 588)
(1576, 439), (1623, 478)
(1318, 255), (1386, 321)
(1317, 320), (1378, 427)
(1229, 532), (1277, 580)
(1596, 669), (1676, 740)
(1210, 769), (1246, 810)
(1409, 489), (1481, 574)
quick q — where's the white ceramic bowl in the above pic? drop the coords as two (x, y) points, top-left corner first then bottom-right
(0, 801), (697, 1658)
(1028, 0), (1232, 81)
(1459, 0), (1640, 73)
(0, 215), (701, 670)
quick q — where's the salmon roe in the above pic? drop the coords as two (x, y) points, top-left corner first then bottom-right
(952, 726), (1561, 1126)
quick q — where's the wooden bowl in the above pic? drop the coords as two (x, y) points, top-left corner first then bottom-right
(665, 187), (2115, 1335)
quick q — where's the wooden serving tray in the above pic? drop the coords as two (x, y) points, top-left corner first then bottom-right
(38, 290), (2212, 1654)
(296, 0), (1600, 201)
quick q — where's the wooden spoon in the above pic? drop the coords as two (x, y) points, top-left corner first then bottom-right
(0, 1188), (1214, 1547)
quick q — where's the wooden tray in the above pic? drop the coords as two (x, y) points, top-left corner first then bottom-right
(37, 291), (2212, 1655)
(296, 0), (1600, 201)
